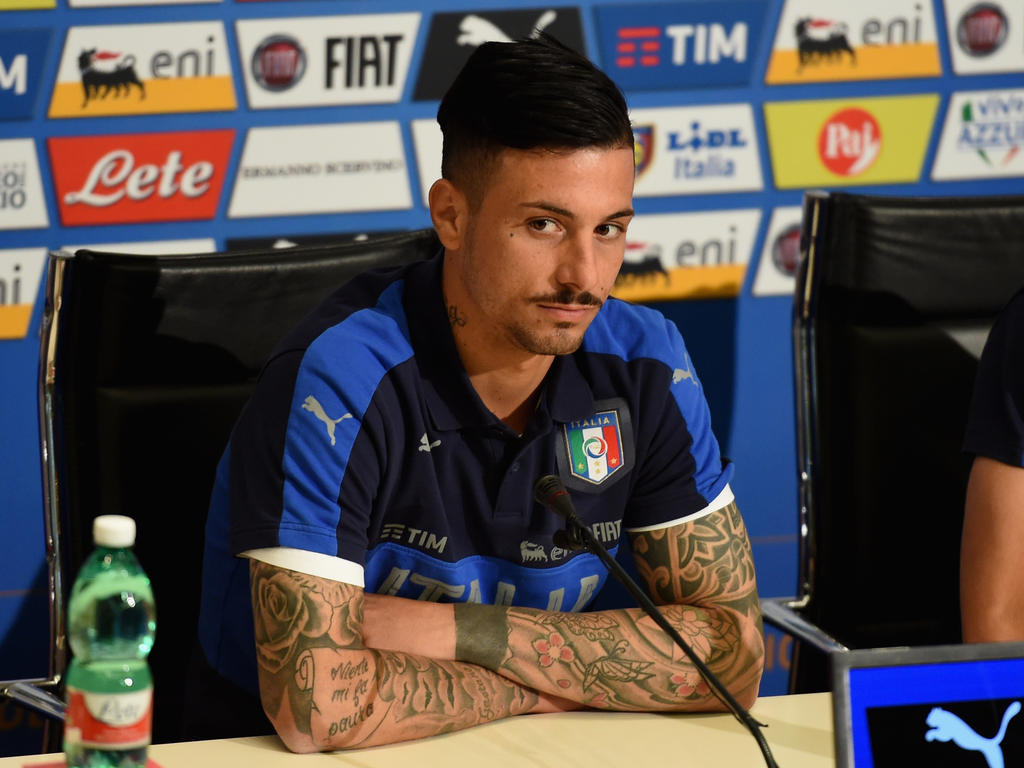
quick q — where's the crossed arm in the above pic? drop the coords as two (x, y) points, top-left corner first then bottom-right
(250, 501), (764, 751)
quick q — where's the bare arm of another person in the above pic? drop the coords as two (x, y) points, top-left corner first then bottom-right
(365, 501), (764, 712)
(249, 561), (577, 752)
(961, 455), (1024, 642)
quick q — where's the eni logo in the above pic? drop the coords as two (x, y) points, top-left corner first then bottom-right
(925, 700), (1021, 768)
(301, 395), (352, 446)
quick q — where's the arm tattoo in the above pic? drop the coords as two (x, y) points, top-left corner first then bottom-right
(249, 561), (541, 750)
(453, 502), (764, 712)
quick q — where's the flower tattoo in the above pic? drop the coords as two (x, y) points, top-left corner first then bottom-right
(532, 632), (575, 667)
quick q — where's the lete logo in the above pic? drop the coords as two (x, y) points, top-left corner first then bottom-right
(48, 130), (234, 226)
(818, 107), (881, 176)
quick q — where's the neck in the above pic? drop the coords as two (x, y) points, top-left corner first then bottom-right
(441, 256), (553, 434)
(464, 353), (552, 435)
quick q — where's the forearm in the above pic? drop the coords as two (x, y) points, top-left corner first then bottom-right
(251, 561), (549, 752)
(961, 456), (1024, 642)
(454, 601), (762, 711)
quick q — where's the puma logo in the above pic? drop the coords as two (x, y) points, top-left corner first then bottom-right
(301, 395), (352, 446)
(925, 700), (1022, 768)
(672, 353), (698, 387)
(418, 433), (441, 453)
(456, 10), (557, 47)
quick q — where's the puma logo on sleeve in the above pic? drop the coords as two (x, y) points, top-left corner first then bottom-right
(301, 395), (353, 446)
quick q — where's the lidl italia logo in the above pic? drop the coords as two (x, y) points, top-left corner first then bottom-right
(0, 248), (45, 340)
(764, 94), (938, 188)
(564, 410), (625, 485)
(49, 22), (235, 117)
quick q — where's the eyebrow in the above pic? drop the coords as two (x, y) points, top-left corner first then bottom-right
(521, 201), (635, 221)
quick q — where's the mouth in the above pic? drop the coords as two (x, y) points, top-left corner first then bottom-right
(536, 303), (597, 323)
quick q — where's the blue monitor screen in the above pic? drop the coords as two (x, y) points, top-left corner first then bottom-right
(846, 656), (1024, 767)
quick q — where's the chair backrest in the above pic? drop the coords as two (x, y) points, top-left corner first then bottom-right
(790, 191), (1024, 690)
(39, 228), (440, 743)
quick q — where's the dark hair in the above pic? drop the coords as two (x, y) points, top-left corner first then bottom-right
(436, 34), (633, 200)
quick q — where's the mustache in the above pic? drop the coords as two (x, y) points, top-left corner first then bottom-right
(530, 290), (604, 308)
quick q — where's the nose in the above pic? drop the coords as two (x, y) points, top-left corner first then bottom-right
(555, 233), (598, 293)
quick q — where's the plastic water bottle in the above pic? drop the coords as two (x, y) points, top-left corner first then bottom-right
(64, 515), (156, 768)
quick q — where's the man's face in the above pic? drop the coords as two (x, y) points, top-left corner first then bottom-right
(445, 145), (635, 359)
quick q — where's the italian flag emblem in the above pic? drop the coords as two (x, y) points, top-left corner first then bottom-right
(564, 409), (624, 485)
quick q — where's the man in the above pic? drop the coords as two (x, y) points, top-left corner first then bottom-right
(195, 35), (764, 751)
(961, 285), (1024, 641)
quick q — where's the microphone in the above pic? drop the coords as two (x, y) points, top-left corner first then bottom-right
(532, 474), (779, 768)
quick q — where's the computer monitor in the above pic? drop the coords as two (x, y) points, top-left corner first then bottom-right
(832, 641), (1024, 768)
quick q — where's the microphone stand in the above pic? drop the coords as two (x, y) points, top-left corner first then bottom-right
(554, 516), (780, 768)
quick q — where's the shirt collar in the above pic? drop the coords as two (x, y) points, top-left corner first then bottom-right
(404, 250), (596, 432)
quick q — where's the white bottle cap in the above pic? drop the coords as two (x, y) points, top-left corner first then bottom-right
(93, 515), (137, 548)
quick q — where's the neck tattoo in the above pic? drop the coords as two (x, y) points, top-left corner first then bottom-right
(447, 303), (467, 328)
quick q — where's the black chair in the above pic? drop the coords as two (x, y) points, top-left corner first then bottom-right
(762, 191), (1024, 692)
(4, 228), (440, 748)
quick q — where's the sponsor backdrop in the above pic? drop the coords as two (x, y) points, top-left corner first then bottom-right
(1, 0), (1022, 750)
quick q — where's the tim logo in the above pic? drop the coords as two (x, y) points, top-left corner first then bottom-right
(957, 3), (1008, 57)
(794, 18), (855, 69)
(0, 28), (51, 122)
(925, 701), (1021, 768)
(595, 3), (763, 90)
(77, 49), (144, 107)
(48, 130), (234, 226)
(818, 107), (881, 176)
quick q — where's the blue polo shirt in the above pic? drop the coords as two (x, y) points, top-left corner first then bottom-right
(199, 251), (733, 695)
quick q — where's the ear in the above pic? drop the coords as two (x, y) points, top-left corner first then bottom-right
(428, 179), (469, 252)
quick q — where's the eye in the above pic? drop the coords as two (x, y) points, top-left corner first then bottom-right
(595, 222), (625, 239)
(528, 218), (560, 233)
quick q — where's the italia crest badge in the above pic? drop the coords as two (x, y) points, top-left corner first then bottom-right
(563, 408), (626, 485)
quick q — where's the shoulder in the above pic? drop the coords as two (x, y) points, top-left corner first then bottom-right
(582, 297), (684, 366)
(256, 263), (420, 417)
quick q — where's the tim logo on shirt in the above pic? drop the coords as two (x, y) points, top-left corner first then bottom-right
(594, 1), (766, 91)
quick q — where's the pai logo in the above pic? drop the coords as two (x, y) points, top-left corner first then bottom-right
(0, 248), (46, 341)
(763, 95), (938, 188)
(48, 130), (235, 226)
(49, 22), (235, 118)
(819, 108), (882, 177)
(593, 2), (767, 91)
(765, 0), (941, 84)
